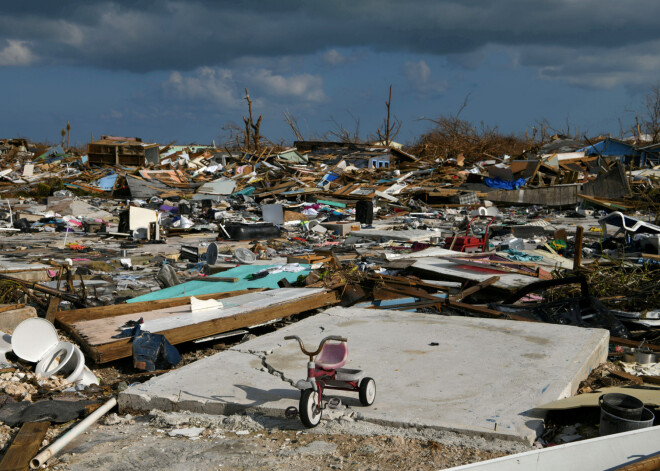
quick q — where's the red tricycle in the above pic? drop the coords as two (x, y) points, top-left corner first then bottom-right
(284, 335), (376, 427)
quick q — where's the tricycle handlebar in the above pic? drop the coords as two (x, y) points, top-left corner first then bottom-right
(284, 335), (347, 360)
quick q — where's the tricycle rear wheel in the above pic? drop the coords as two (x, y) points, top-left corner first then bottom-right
(300, 389), (322, 427)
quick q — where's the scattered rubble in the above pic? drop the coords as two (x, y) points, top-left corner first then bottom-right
(0, 133), (658, 468)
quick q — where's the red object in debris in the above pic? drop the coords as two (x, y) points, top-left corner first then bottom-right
(66, 244), (88, 251)
(444, 216), (495, 253)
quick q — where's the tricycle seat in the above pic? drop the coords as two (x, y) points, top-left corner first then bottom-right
(315, 341), (347, 370)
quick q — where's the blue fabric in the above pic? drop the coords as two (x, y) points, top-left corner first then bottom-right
(504, 249), (543, 262)
(483, 177), (527, 190)
(132, 328), (181, 371)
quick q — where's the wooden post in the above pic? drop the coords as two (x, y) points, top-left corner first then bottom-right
(0, 421), (50, 471)
(574, 225), (584, 269)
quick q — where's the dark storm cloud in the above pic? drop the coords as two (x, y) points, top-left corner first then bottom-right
(1, 0), (660, 86)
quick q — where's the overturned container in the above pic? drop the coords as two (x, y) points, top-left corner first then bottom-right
(599, 393), (654, 436)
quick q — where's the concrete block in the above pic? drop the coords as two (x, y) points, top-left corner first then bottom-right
(320, 222), (360, 236)
(0, 305), (38, 331)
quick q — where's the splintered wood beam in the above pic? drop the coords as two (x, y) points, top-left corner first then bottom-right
(449, 276), (500, 301)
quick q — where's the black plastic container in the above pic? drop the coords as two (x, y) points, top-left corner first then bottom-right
(221, 222), (280, 241)
(600, 407), (654, 436)
(599, 393), (644, 421)
(356, 200), (373, 225)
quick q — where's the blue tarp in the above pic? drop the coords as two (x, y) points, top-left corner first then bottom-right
(504, 249), (543, 262)
(232, 186), (256, 196)
(95, 173), (118, 191)
(128, 264), (311, 303)
(580, 138), (635, 157)
(483, 177), (527, 190)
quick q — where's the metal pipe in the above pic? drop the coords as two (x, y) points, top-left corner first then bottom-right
(30, 397), (117, 469)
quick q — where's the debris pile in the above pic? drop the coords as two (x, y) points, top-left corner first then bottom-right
(0, 132), (658, 467)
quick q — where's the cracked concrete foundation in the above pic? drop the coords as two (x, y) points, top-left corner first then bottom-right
(119, 307), (608, 443)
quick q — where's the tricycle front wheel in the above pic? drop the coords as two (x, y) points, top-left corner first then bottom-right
(359, 377), (376, 406)
(300, 389), (322, 427)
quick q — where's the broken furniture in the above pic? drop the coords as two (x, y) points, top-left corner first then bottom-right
(444, 215), (495, 253)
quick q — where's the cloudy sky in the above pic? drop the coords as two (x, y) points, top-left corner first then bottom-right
(2, 1), (659, 146)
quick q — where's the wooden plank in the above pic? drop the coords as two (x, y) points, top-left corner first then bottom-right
(374, 285), (439, 301)
(45, 295), (60, 323)
(440, 257), (538, 277)
(641, 253), (660, 261)
(367, 274), (449, 291)
(612, 452), (660, 471)
(0, 304), (26, 314)
(0, 421), (50, 471)
(573, 225), (584, 269)
(609, 368), (643, 385)
(610, 337), (660, 353)
(641, 375), (660, 386)
(73, 290), (339, 364)
(444, 300), (540, 323)
(191, 277), (239, 283)
(55, 288), (265, 324)
(449, 276), (500, 301)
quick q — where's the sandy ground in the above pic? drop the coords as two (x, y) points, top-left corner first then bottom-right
(43, 410), (530, 471)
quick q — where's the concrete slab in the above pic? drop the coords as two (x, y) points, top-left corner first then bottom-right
(120, 307), (608, 444)
(349, 229), (437, 242)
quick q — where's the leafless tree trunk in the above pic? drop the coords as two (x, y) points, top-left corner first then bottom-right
(376, 85), (401, 147)
(283, 111), (304, 141)
(242, 88), (263, 151)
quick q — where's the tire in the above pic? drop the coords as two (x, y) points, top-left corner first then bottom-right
(359, 377), (376, 406)
(299, 389), (322, 427)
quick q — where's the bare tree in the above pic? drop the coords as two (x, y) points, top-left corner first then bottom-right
(533, 116), (582, 140)
(376, 85), (402, 147)
(283, 111), (304, 142)
(60, 128), (66, 148)
(327, 112), (362, 143)
(66, 121), (71, 150)
(411, 93), (532, 161)
(643, 83), (660, 143)
(242, 88), (263, 151)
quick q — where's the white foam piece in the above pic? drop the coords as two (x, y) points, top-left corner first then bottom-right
(190, 297), (224, 314)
